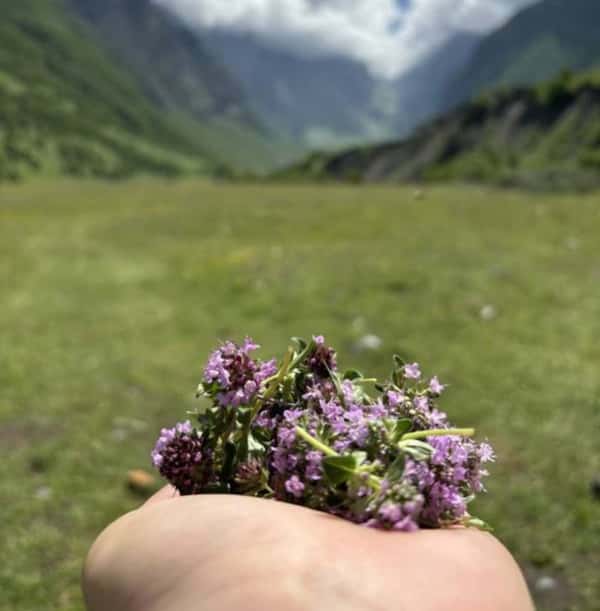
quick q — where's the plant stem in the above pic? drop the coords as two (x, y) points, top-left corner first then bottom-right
(296, 427), (383, 492)
(401, 428), (475, 441)
(295, 426), (337, 457)
(367, 475), (382, 492)
(220, 409), (237, 448)
(288, 338), (317, 370)
(248, 348), (294, 424)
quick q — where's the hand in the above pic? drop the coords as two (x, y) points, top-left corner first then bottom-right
(83, 486), (533, 611)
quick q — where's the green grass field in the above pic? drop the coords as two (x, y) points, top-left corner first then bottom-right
(1, 179), (599, 610)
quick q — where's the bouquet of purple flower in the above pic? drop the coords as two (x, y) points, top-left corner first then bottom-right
(152, 336), (494, 531)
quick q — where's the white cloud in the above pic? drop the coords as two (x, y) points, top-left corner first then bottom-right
(155, 0), (537, 78)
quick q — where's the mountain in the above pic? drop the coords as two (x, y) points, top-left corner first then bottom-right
(280, 71), (600, 190)
(200, 29), (480, 149)
(448, 0), (600, 108)
(0, 0), (296, 182)
(202, 30), (392, 149)
(391, 32), (482, 136)
(66, 0), (297, 171)
(68, 0), (256, 126)
(0, 0), (482, 182)
(0, 0), (217, 181)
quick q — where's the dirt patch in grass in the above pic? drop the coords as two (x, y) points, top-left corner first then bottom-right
(0, 418), (63, 451)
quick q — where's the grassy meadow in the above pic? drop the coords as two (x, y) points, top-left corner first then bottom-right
(1, 179), (599, 610)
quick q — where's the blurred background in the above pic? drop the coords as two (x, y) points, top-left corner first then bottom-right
(1, 1), (599, 610)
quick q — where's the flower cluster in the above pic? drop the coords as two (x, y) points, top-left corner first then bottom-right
(151, 421), (205, 495)
(152, 337), (494, 531)
(202, 338), (277, 407)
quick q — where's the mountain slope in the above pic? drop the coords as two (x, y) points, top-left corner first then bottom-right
(449, 0), (600, 107)
(200, 29), (481, 150)
(202, 30), (390, 149)
(391, 32), (481, 136)
(281, 71), (600, 190)
(67, 0), (297, 171)
(68, 0), (257, 126)
(0, 0), (221, 181)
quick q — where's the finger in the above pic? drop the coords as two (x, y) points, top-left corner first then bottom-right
(143, 484), (179, 506)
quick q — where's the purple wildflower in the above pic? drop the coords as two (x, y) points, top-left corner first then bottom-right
(151, 421), (204, 495)
(156, 336), (493, 533)
(254, 410), (275, 430)
(305, 451), (323, 481)
(234, 459), (263, 492)
(203, 338), (277, 407)
(386, 389), (407, 408)
(306, 335), (337, 378)
(429, 376), (445, 396)
(368, 482), (424, 531)
(479, 442), (496, 463)
(369, 400), (387, 419)
(277, 425), (297, 448)
(413, 395), (429, 411)
(285, 475), (305, 498)
(404, 434), (493, 526)
(404, 362), (421, 380)
(429, 408), (449, 428)
(272, 447), (289, 474)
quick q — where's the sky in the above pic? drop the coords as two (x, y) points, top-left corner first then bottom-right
(155, 0), (538, 79)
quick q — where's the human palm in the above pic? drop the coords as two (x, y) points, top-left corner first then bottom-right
(83, 486), (533, 611)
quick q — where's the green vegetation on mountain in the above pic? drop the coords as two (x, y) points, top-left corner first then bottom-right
(0, 0), (295, 182)
(68, 0), (297, 172)
(0, 0), (221, 181)
(449, 0), (600, 107)
(69, 0), (256, 127)
(282, 70), (600, 190)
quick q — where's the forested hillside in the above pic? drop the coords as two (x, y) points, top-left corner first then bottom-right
(283, 71), (600, 190)
(448, 0), (600, 107)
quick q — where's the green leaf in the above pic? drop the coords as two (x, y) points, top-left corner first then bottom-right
(349, 495), (371, 516)
(387, 454), (406, 483)
(291, 337), (308, 351)
(236, 406), (253, 428)
(351, 451), (368, 465)
(323, 455), (359, 486)
(197, 380), (220, 398)
(374, 383), (386, 392)
(398, 439), (434, 461)
(343, 369), (364, 381)
(326, 366), (346, 402)
(393, 354), (405, 368)
(247, 432), (265, 454)
(220, 441), (237, 481)
(464, 517), (494, 532)
(391, 418), (412, 443)
(382, 418), (396, 434)
(292, 337), (316, 367)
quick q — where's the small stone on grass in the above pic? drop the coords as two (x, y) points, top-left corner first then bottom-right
(355, 334), (383, 352)
(127, 469), (157, 495)
(535, 576), (557, 592)
(35, 486), (52, 500)
(480, 305), (497, 321)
